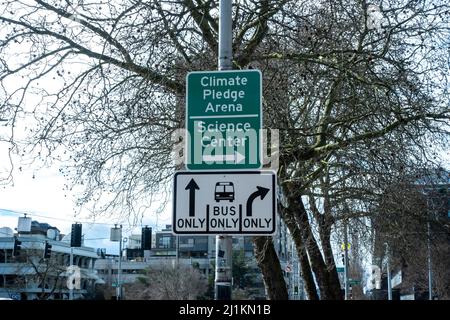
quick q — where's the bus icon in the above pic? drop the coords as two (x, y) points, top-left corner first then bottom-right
(214, 182), (235, 202)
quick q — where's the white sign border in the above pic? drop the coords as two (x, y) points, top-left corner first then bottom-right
(172, 170), (277, 235)
(185, 69), (263, 171)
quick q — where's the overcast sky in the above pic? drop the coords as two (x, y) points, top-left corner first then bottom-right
(0, 140), (172, 254)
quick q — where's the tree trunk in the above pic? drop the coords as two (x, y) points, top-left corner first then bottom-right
(320, 224), (344, 300)
(285, 187), (335, 299)
(320, 190), (344, 300)
(280, 206), (319, 300)
(253, 236), (288, 300)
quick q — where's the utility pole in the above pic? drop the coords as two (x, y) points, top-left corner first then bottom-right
(343, 219), (349, 300)
(425, 194), (433, 300)
(117, 231), (122, 300)
(427, 221), (433, 300)
(385, 243), (392, 300)
(205, 252), (209, 281)
(214, 0), (233, 301)
(117, 234), (127, 300)
(69, 247), (74, 300)
(176, 234), (179, 266)
(110, 224), (123, 300)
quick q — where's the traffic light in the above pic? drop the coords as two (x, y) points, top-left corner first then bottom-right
(44, 241), (52, 259)
(13, 237), (22, 256)
(141, 227), (152, 250)
(71, 223), (82, 247)
(341, 253), (345, 265)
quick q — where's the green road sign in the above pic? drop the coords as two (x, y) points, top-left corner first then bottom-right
(348, 279), (361, 285)
(336, 267), (345, 273)
(186, 70), (262, 170)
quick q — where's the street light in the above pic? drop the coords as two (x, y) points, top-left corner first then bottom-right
(424, 192), (433, 300)
(384, 242), (392, 300)
(110, 225), (123, 300)
(427, 220), (432, 300)
(343, 219), (349, 300)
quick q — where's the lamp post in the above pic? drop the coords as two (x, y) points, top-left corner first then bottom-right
(343, 219), (349, 300)
(69, 247), (74, 300)
(425, 194), (433, 300)
(110, 224), (123, 300)
(427, 221), (432, 300)
(118, 237), (127, 300)
(385, 242), (392, 300)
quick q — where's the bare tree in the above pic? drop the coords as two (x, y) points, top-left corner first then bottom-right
(0, 0), (449, 299)
(12, 249), (67, 300)
(263, 0), (449, 299)
(124, 262), (207, 300)
(373, 174), (450, 299)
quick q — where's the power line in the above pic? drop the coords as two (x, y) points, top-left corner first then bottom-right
(0, 207), (170, 230)
(1, 208), (79, 223)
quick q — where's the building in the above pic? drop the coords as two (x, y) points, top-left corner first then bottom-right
(369, 173), (450, 300)
(0, 220), (104, 300)
(392, 180), (449, 300)
(96, 225), (272, 299)
(109, 221), (302, 299)
(2, 217), (301, 300)
(127, 234), (142, 249)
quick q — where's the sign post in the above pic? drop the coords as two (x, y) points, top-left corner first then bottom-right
(214, 0), (233, 301)
(172, 0), (274, 300)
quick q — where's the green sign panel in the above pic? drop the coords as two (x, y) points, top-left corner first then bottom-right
(336, 267), (345, 273)
(186, 70), (262, 170)
(348, 279), (361, 285)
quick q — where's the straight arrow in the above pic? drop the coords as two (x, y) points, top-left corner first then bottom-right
(185, 179), (200, 217)
(246, 186), (270, 217)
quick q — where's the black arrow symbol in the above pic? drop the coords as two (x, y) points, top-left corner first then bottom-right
(185, 179), (200, 217)
(246, 186), (270, 217)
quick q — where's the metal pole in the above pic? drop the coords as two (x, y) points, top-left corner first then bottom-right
(298, 260), (304, 300)
(4, 249), (7, 288)
(117, 226), (122, 300)
(344, 219), (349, 300)
(215, 0), (233, 301)
(205, 252), (209, 281)
(69, 247), (74, 300)
(215, 235), (232, 300)
(385, 243), (392, 300)
(289, 238), (298, 300)
(427, 221), (432, 300)
(218, 0), (232, 70)
(176, 235), (180, 265)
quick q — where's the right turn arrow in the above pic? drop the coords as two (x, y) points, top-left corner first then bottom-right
(246, 186), (270, 217)
(185, 179), (200, 217)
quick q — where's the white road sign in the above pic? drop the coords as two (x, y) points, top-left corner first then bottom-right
(173, 171), (276, 235)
